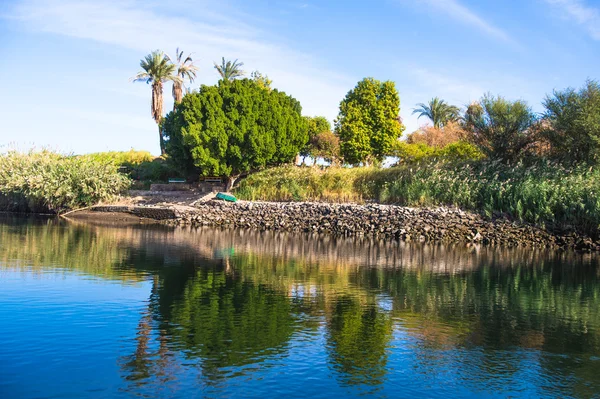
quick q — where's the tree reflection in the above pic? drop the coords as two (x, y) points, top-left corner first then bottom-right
(326, 296), (393, 386)
(2, 217), (600, 396)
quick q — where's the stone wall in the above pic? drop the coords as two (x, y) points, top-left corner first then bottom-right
(83, 201), (599, 251)
(165, 201), (598, 251)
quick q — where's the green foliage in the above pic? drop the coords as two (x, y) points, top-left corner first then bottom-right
(464, 94), (536, 162)
(213, 57), (245, 82)
(163, 78), (308, 179)
(0, 151), (130, 213)
(335, 78), (404, 165)
(84, 150), (154, 167)
(235, 161), (600, 237)
(412, 97), (461, 128)
(542, 79), (600, 164)
(311, 130), (341, 164)
(83, 150), (177, 182)
(437, 141), (485, 161)
(235, 166), (368, 202)
(301, 116), (333, 159)
(251, 70), (272, 90)
(392, 141), (483, 162)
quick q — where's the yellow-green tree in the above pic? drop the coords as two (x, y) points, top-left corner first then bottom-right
(335, 78), (404, 165)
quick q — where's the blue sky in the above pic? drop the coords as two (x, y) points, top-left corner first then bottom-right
(1, 0), (599, 155)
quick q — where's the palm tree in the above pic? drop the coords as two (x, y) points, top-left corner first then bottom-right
(171, 48), (199, 106)
(412, 97), (461, 129)
(132, 50), (181, 155)
(213, 57), (245, 82)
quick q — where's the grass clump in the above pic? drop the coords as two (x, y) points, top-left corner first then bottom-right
(82, 150), (178, 183)
(235, 166), (371, 202)
(0, 150), (130, 213)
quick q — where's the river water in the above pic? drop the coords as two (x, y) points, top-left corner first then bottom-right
(0, 215), (599, 398)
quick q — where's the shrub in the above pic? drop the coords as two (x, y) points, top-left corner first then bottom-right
(0, 150), (130, 213)
(391, 141), (483, 163)
(464, 95), (537, 162)
(542, 79), (600, 164)
(83, 150), (154, 167)
(310, 130), (341, 165)
(406, 121), (467, 148)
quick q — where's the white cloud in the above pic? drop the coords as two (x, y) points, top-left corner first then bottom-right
(543, 0), (600, 40)
(403, 0), (513, 43)
(8, 0), (352, 123)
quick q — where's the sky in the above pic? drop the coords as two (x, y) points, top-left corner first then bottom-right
(0, 0), (599, 155)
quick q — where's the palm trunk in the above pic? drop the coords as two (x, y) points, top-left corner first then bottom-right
(158, 123), (165, 155)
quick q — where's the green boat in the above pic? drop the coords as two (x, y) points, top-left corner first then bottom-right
(215, 192), (237, 202)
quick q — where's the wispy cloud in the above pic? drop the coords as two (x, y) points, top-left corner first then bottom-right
(543, 0), (600, 40)
(7, 0), (351, 122)
(404, 0), (513, 43)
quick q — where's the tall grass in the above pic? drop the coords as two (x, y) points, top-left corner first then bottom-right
(83, 150), (154, 166)
(235, 161), (600, 237)
(0, 151), (130, 213)
(82, 150), (177, 183)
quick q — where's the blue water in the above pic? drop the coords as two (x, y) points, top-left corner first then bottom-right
(1, 216), (599, 398)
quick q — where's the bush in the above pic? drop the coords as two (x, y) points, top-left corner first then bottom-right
(235, 166), (368, 203)
(82, 151), (179, 183)
(0, 151), (130, 213)
(391, 141), (483, 163)
(542, 79), (600, 164)
(406, 121), (467, 148)
(83, 150), (154, 167)
(464, 95), (536, 162)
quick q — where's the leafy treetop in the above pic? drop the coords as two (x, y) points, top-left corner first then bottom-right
(163, 78), (308, 185)
(335, 78), (404, 165)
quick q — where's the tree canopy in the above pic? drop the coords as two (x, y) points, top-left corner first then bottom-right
(542, 79), (600, 164)
(463, 94), (536, 163)
(163, 78), (308, 185)
(412, 97), (460, 129)
(214, 57), (245, 82)
(171, 48), (199, 105)
(301, 116), (332, 160)
(335, 78), (404, 165)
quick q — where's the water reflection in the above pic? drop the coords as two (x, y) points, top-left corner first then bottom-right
(1, 216), (600, 398)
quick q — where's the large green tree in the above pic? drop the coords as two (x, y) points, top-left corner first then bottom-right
(542, 80), (600, 164)
(132, 50), (181, 154)
(335, 78), (404, 165)
(412, 97), (460, 128)
(464, 94), (536, 163)
(163, 79), (308, 189)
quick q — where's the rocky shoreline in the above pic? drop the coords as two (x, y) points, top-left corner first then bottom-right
(85, 201), (600, 251)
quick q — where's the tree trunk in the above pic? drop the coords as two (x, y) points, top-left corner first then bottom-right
(295, 153), (301, 166)
(226, 176), (238, 192)
(158, 124), (166, 155)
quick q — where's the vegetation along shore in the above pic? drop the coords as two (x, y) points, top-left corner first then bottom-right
(2, 49), (600, 250)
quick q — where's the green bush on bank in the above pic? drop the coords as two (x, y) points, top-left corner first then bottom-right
(82, 150), (177, 183)
(235, 161), (600, 237)
(0, 151), (130, 213)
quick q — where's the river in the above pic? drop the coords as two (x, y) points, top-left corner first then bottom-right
(1, 215), (599, 398)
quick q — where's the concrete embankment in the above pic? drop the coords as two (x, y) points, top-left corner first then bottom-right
(79, 201), (600, 251)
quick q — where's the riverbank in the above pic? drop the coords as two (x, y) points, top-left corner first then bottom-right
(73, 200), (600, 251)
